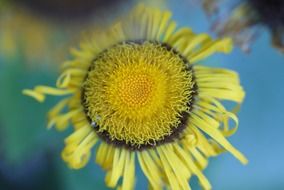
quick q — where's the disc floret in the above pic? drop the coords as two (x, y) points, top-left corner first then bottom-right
(82, 41), (195, 148)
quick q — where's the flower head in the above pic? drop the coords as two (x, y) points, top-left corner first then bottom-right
(24, 4), (247, 190)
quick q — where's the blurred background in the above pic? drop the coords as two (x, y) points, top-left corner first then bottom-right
(0, 0), (283, 189)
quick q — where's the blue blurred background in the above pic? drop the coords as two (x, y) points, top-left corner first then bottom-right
(0, 0), (283, 189)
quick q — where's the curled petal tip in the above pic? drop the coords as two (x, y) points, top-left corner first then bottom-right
(22, 89), (45, 102)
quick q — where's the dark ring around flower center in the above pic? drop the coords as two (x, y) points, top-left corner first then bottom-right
(81, 40), (198, 151)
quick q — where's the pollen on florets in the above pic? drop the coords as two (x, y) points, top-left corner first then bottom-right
(82, 41), (196, 149)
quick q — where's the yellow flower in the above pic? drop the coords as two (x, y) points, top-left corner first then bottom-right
(23, 5), (247, 190)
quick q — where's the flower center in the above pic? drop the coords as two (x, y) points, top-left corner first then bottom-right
(119, 74), (154, 108)
(82, 41), (196, 150)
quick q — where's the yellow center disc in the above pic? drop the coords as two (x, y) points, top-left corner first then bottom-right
(83, 41), (195, 148)
(119, 74), (154, 108)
